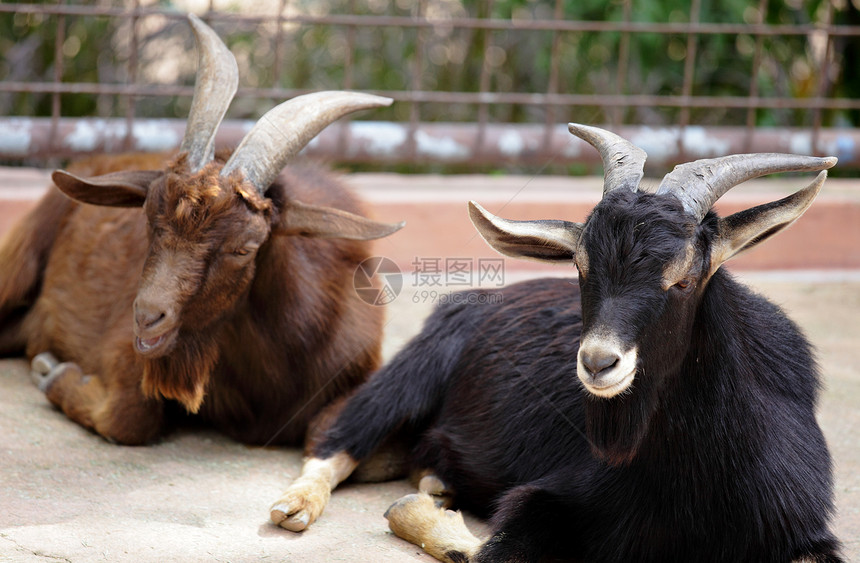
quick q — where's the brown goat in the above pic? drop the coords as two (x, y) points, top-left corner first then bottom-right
(0, 14), (402, 458)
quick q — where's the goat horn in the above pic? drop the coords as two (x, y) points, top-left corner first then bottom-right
(656, 154), (838, 221)
(568, 123), (647, 194)
(221, 91), (392, 194)
(178, 14), (239, 172)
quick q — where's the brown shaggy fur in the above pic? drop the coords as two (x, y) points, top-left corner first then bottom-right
(0, 151), (387, 446)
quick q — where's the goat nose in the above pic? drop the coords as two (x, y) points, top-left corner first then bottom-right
(580, 348), (620, 378)
(134, 299), (167, 330)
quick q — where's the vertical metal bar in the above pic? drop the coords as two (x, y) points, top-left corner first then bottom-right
(743, 0), (768, 152)
(407, 0), (425, 161)
(677, 0), (701, 163)
(123, 0), (141, 151)
(541, 0), (563, 154)
(336, 0), (358, 158)
(474, 0), (495, 160)
(343, 0), (357, 90)
(50, 7), (66, 156)
(811, 2), (834, 155)
(612, 0), (632, 128)
(272, 0), (289, 91)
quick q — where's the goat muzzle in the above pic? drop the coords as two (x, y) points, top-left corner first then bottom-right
(133, 297), (177, 358)
(577, 335), (638, 399)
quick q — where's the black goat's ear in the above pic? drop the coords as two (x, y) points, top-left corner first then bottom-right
(275, 199), (405, 240)
(469, 201), (583, 263)
(709, 171), (826, 275)
(52, 169), (161, 207)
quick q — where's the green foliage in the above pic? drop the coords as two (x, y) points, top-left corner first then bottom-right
(0, 0), (855, 130)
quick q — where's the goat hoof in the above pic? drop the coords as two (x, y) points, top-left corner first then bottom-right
(385, 492), (458, 529)
(385, 492), (430, 520)
(418, 473), (454, 508)
(385, 492), (473, 556)
(418, 473), (450, 496)
(271, 504), (311, 532)
(385, 494), (410, 519)
(30, 352), (62, 392)
(270, 480), (330, 532)
(31, 351), (59, 376)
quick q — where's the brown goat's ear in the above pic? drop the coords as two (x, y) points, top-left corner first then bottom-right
(52, 169), (162, 207)
(469, 201), (583, 263)
(275, 199), (405, 240)
(709, 171), (826, 276)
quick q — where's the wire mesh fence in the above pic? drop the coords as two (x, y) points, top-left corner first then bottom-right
(1, 0), (859, 171)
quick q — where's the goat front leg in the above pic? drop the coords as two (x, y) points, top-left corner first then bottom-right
(30, 352), (165, 444)
(273, 394), (408, 532)
(384, 492), (482, 563)
(386, 485), (571, 563)
(270, 451), (358, 531)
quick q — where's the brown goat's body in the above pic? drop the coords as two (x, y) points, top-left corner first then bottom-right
(0, 153), (383, 446)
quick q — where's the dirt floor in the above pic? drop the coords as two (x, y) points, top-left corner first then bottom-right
(1, 274), (858, 562)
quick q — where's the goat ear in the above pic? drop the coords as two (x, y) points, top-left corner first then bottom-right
(52, 169), (162, 207)
(469, 201), (583, 263)
(709, 171), (826, 274)
(275, 199), (405, 240)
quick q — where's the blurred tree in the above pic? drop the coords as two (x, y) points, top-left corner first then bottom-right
(0, 0), (855, 129)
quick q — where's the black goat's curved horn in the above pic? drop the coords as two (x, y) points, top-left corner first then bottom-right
(656, 153), (838, 222)
(221, 91), (392, 194)
(178, 14), (239, 172)
(568, 123), (647, 194)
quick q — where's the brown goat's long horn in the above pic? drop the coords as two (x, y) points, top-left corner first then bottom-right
(568, 123), (647, 194)
(178, 14), (239, 172)
(221, 91), (392, 194)
(656, 153), (838, 221)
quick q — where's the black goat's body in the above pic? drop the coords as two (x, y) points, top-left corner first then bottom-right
(319, 275), (839, 562)
(285, 125), (840, 558)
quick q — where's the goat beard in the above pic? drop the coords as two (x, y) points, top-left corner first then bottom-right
(140, 329), (220, 413)
(584, 380), (661, 467)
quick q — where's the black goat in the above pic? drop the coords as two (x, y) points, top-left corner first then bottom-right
(270, 125), (842, 562)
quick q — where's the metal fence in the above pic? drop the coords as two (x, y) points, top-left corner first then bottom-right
(1, 1), (859, 171)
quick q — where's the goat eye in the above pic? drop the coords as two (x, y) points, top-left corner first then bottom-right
(675, 278), (692, 290)
(232, 248), (251, 257)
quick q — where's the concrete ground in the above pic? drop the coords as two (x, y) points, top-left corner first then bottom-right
(1, 169), (859, 561)
(0, 282), (459, 563)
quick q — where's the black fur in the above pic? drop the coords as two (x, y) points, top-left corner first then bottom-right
(317, 192), (841, 562)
